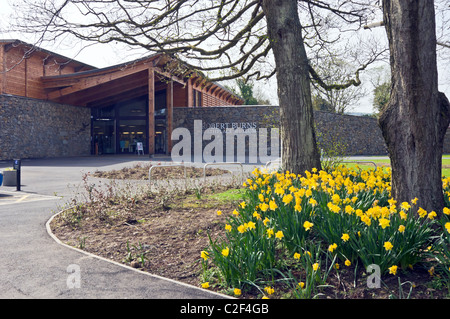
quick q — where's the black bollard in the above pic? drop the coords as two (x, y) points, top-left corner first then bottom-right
(13, 159), (21, 191)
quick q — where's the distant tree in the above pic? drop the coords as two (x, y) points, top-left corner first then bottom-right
(311, 58), (368, 114)
(312, 94), (334, 113)
(236, 79), (259, 105)
(372, 80), (390, 113)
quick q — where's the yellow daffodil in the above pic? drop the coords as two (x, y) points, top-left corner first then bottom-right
(264, 286), (274, 295)
(399, 210), (407, 220)
(266, 228), (274, 238)
(345, 205), (354, 215)
(275, 230), (284, 240)
(327, 202), (340, 213)
(427, 211), (437, 220)
(384, 241), (393, 251)
(303, 221), (314, 231)
(222, 247), (230, 257)
(418, 207), (427, 218)
(294, 252), (301, 260)
(388, 198), (397, 207)
(360, 214), (371, 226)
(201, 282), (210, 289)
(332, 193), (341, 204)
(234, 288), (241, 296)
(328, 243), (337, 253)
(282, 194), (293, 205)
(309, 198), (318, 207)
(258, 193), (265, 202)
(341, 233), (350, 242)
(398, 225), (406, 233)
(445, 222), (450, 233)
(201, 251), (209, 260)
(379, 218), (390, 229)
(345, 259), (351, 267)
(269, 200), (278, 211)
(225, 224), (232, 232)
(388, 265), (398, 275)
(260, 202), (269, 212)
(312, 263), (319, 271)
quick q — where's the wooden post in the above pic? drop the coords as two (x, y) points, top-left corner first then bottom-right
(187, 77), (193, 107)
(166, 80), (173, 155)
(148, 67), (155, 156)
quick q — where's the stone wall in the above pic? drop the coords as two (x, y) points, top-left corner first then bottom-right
(172, 105), (389, 163)
(0, 94), (91, 160)
(314, 111), (387, 156)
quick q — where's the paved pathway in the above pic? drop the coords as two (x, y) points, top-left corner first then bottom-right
(0, 156), (247, 299)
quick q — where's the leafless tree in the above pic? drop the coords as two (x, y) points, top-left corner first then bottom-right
(7, 0), (381, 174)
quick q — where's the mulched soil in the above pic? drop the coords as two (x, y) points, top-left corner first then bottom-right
(51, 173), (238, 288)
(92, 163), (228, 180)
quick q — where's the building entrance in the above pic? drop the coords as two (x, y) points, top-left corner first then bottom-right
(91, 96), (149, 155)
(92, 119), (115, 155)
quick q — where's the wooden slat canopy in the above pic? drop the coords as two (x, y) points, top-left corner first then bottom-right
(40, 53), (243, 107)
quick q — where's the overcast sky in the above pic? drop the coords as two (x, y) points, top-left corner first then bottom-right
(1, 0), (449, 115)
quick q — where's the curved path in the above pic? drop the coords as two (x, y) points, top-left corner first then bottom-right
(0, 156), (247, 299)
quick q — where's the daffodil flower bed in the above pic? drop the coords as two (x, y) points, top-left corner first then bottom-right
(201, 166), (450, 298)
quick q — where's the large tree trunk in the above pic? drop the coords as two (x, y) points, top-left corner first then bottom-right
(379, 0), (450, 214)
(262, 0), (321, 174)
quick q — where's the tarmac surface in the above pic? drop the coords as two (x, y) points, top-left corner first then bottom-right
(0, 155), (247, 299)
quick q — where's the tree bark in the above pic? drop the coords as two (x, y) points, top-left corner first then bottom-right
(262, 0), (321, 174)
(379, 0), (450, 214)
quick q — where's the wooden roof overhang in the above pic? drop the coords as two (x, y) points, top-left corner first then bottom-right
(41, 53), (162, 107)
(1, 39), (95, 73)
(40, 53), (243, 107)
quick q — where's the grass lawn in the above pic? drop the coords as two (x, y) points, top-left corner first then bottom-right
(343, 156), (450, 177)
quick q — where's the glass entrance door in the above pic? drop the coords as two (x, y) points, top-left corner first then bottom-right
(118, 119), (147, 154)
(92, 119), (115, 155)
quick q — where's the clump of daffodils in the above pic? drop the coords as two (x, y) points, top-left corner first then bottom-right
(203, 165), (450, 298)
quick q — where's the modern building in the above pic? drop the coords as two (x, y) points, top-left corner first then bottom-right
(0, 39), (243, 160)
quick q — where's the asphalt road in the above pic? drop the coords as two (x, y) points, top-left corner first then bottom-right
(0, 156), (233, 299)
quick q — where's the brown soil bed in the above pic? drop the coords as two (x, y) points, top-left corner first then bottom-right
(92, 163), (228, 180)
(51, 183), (241, 289)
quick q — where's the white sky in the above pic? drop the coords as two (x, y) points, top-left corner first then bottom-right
(1, 0), (449, 114)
